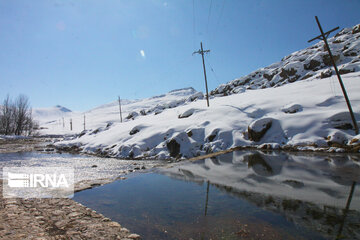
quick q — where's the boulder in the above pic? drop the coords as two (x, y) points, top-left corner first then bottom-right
(281, 104), (303, 114)
(129, 126), (140, 135)
(167, 139), (180, 158)
(248, 118), (273, 142)
(178, 109), (195, 119)
(304, 59), (321, 70)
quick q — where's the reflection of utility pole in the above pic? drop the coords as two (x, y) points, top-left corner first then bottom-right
(336, 182), (356, 239)
(193, 42), (210, 107)
(308, 16), (358, 134)
(118, 96), (123, 123)
(204, 181), (210, 216)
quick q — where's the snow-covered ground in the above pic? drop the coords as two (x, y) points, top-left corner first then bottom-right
(32, 24), (360, 159)
(34, 72), (360, 159)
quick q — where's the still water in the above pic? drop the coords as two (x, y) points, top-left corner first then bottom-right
(73, 151), (360, 240)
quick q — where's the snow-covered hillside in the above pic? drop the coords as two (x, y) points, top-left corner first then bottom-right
(34, 87), (203, 135)
(211, 24), (360, 96)
(34, 24), (360, 159)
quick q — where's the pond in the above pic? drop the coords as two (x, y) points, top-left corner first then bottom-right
(73, 150), (360, 240)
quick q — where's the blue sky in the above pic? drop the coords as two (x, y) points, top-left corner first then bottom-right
(0, 0), (359, 111)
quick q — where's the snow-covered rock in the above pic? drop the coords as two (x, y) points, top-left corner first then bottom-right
(248, 118), (273, 142)
(281, 103), (303, 114)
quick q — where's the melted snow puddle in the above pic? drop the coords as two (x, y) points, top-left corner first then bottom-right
(0, 152), (161, 188)
(73, 151), (360, 240)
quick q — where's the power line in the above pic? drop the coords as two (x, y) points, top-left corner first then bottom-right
(192, 0), (196, 48)
(205, 57), (221, 84)
(206, 0), (213, 36)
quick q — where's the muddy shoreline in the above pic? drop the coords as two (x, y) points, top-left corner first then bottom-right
(0, 137), (142, 239)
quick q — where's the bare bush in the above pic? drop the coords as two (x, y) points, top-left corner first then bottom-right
(0, 94), (36, 136)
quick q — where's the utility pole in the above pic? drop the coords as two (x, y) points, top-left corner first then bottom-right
(83, 114), (86, 131)
(62, 117), (65, 128)
(193, 42), (210, 107)
(308, 16), (358, 134)
(118, 96), (123, 123)
(70, 118), (72, 131)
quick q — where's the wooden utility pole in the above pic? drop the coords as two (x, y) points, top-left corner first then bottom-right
(308, 16), (358, 134)
(70, 118), (72, 131)
(83, 114), (86, 131)
(118, 96), (123, 123)
(193, 42), (210, 107)
(62, 117), (65, 128)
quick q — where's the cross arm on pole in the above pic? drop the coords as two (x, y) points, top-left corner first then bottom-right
(192, 49), (210, 56)
(308, 26), (339, 43)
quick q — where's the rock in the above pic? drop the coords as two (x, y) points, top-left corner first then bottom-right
(139, 110), (146, 116)
(248, 118), (273, 142)
(322, 54), (339, 66)
(129, 127), (140, 135)
(207, 134), (216, 142)
(328, 131), (347, 145)
(121, 228), (130, 233)
(128, 233), (141, 239)
(304, 59), (321, 70)
(352, 24), (360, 34)
(186, 92), (204, 102)
(108, 222), (121, 227)
(320, 69), (332, 79)
(166, 139), (180, 158)
(339, 68), (355, 75)
(187, 130), (193, 137)
(126, 111), (139, 120)
(178, 108), (196, 119)
(91, 165), (98, 168)
(281, 103), (303, 114)
(263, 73), (275, 81)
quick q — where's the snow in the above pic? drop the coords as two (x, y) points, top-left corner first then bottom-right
(32, 72), (360, 159)
(32, 24), (360, 159)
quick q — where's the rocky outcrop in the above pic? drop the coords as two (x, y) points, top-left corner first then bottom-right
(210, 23), (360, 97)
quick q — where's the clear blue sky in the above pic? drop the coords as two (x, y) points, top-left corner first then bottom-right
(1, 0), (359, 111)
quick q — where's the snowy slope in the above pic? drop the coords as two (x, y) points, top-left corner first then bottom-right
(33, 87), (202, 135)
(37, 23), (360, 159)
(54, 72), (360, 159)
(211, 24), (360, 96)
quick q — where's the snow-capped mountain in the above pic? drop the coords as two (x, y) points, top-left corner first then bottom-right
(32, 105), (72, 124)
(211, 24), (360, 96)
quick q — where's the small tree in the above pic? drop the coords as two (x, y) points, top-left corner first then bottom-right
(0, 94), (36, 136)
(0, 95), (14, 135)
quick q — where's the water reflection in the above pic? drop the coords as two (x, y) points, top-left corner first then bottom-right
(337, 182), (356, 240)
(162, 150), (360, 239)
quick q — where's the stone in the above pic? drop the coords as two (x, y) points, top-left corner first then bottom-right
(166, 139), (180, 158)
(248, 118), (273, 142)
(304, 59), (321, 70)
(128, 233), (141, 239)
(320, 69), (332, 79)
(129, 127), (140, 135)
